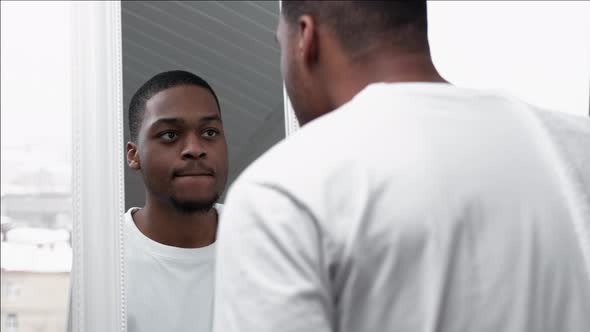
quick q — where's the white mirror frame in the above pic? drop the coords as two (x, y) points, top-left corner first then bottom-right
(71, 1), (126, 332)
(283, 86), (299, 136)
(69, 1), (296, 330)
(280, 0), (300, 136)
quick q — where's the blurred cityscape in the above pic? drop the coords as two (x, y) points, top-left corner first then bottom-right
(1, 140), (71, 332)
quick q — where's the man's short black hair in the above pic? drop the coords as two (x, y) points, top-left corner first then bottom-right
(281, 1), (428, 58)
(128, 70), (220, 142)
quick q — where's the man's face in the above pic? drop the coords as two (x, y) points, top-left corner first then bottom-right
(131, 85), (228, 212)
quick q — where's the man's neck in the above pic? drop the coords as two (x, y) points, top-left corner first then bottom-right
(132, 196), (218, 248)
(326, 51), (448, 112)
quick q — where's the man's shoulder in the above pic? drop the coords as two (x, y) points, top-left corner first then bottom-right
(536, 109), (590, 136)
(535, 109), (590, 191)
(238, 115), (353, 187)
(535, 110), (590, 163)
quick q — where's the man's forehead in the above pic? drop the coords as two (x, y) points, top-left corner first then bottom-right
(144, 87), (218, 117)
(144, 104), (219, 118)
(144, 110), (222, 127)
(150, 111), (220, 122)
(143, 104), (221, 131)
(148, 85), (216, 107)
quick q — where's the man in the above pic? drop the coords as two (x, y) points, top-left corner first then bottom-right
(213, 2), (590, 332)
(125, 70), (228, 332)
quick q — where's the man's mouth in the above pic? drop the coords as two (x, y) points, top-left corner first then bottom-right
(174, 171), (214, 177)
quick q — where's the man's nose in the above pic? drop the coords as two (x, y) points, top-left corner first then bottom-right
(181, 134), (206, 159)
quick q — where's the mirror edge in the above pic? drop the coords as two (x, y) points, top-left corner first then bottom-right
(71, 1), (126, 332)
(282, 85), (299, 136)
(278, 0), (300, 136)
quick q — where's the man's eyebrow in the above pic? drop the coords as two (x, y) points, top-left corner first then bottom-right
(149, 118), (186, 128)
(148, 115), (222, 130)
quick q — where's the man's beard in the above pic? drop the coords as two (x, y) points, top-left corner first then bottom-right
(168, 192), (220, 215)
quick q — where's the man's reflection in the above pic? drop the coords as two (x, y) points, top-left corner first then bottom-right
(125, 70), (227, 332)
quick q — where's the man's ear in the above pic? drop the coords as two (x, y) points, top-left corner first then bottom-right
(297, 15), (318, 67)
(127, 142), (141, 170)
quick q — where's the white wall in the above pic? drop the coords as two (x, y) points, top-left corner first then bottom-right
(428, 1), (590, 117)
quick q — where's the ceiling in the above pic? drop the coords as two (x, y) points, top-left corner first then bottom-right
(121, 1), (284, 206)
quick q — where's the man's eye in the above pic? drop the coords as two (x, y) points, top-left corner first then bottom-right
(202, 129), (219, 138)
(160, 132), (178, 141)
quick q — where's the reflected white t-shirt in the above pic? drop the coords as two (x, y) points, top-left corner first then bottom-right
(213, 83), (590, 332)
(126, 204), (221, 332)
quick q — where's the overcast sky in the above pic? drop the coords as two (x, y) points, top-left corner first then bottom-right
(1, 1), (72, 192)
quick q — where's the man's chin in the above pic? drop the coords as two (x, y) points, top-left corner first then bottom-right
(169, 195), (219, 214)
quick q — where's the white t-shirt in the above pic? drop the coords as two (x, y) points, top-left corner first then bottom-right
(126, 204), (221, 332)
(213, 83), (590, 332)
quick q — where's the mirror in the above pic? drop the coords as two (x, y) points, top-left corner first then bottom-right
(120, 1), (285, 331)
(122, 1), (285, 208)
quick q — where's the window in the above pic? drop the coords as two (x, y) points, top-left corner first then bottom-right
(5, 313), (18, 332)
(1, 2), (72, 332)
(3, 281), (21, 303)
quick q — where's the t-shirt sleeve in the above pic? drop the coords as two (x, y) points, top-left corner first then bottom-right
(212, 181), (333, 332)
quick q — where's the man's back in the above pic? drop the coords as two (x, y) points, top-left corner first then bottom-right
(214, 83), (590, 332)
